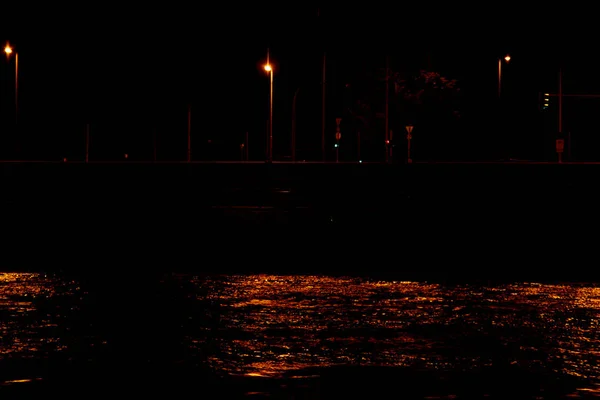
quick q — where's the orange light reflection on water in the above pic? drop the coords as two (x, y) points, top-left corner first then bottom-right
(190, 275), (600, 388)
(3, 272), (600, 397)
(0, 273), (81, 358)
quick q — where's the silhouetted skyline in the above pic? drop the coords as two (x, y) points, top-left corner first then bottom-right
(2, 5), (599, 161)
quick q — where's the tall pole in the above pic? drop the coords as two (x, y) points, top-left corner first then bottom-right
(498, 58), (502, 98)
(498, 57), (504, 160)
(292, 88), (299, 161)
(245, 131), (249, 161)
(187, 105), (191, 163)
(357, 131), (361, 161)
(269, 65), (273, 162)
(85, 124), (89, 163)
(152, 129), (157, 162)
(265, 48), (274, 162)
(558, 67), (563, 163)
(321, 52), (326, 161)
(385, 55), (390, 163)
(558, 67), (563, 134)
(15, 52), (18, 125)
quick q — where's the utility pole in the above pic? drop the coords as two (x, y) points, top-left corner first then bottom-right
(558, 67), (563, 135)
(269, 53), (273, 162)
(152, 129), (157, 162)
(498, 57), (502, 98)
(245, 131), (249, 161)
(187, 105), (191, 163)
(357, 130), (361, 161)
(318, 6), (326, 161)
(321, 52), (326, 162)
(264, 47), (273, 162)
(546, 89), (600, 162)
(15, 52), (18, 125)
(558, 67), (563, 163)
(85, 124), (89, 163)
(385, 55), (390, 163)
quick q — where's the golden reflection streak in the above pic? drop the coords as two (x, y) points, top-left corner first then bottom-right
(0, 273), (81, 359)
(193, 275), (600, 386)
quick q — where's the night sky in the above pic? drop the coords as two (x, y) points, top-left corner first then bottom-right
(1, 5), (598, 161)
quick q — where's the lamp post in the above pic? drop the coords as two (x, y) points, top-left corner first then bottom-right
(4, 42), (17, 124)
(264, 51), (273, 162)
(498, 54), (511, 161)
(498, 54), (510, 98)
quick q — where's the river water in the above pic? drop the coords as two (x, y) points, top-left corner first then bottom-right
(1, 272), (599, 398)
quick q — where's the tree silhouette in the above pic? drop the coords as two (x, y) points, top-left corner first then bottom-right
(340, 66), (461, 160)
(344, 68), (460, 134)
(393, 69), (460, 126)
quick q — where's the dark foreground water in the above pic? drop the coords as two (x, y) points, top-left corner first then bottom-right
(1, 272), (600, 399)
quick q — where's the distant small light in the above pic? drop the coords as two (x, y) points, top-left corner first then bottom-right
(4, 45), (12, 55)
(124, 153), (128, 159)
(63, 157), (67, 162)
(359, 160), (362, 163)
(264, 64), (272, 72)
(334, 143), (338, 148)
(504, 55), (511, 62)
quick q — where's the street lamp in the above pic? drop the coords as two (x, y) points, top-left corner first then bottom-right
(497, 54), (512, 161)
(498, 54), (510, 97)
(4, 42), (17, 124)
(264, 55), (273, 162)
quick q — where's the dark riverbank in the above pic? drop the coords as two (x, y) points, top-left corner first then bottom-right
(2, 162), (599, 280)
(4, 161), (596, 216)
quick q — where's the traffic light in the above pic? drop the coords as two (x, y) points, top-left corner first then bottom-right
(540, 92), (550, 110)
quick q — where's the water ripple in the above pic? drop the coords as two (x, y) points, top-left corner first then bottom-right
(2, 272), (600, 398)
(187, 275), (600, 389)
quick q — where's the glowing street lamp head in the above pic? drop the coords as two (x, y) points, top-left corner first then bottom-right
(4, 44), (12, 56)
(504, 54), (511, 63)
(264, 64), (272, 72)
